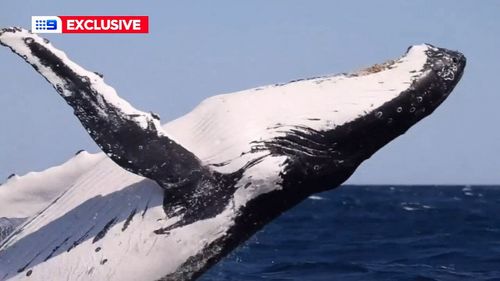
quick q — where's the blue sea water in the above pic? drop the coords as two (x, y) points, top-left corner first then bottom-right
(201, 185), (500, 281)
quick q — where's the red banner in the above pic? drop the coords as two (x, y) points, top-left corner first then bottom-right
(58, 16), (149, 34)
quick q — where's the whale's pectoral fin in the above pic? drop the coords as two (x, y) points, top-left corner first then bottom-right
(0, 27), (205, 188)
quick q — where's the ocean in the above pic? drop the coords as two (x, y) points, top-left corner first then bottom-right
(201, 185), (500, 281)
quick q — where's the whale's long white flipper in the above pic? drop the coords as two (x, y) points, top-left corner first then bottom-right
(0, 28), (465, 281)
(0, 28), (206, 190)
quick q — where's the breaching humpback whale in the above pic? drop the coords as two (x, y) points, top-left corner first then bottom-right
(0, 27), (465, 281)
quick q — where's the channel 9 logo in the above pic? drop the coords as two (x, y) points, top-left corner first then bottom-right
(31, 16), (62, 33)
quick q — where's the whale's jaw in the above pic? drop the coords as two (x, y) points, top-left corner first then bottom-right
(162, 45), (466, 280)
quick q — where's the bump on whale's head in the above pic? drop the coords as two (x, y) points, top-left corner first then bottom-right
(414, 43), (466, 99)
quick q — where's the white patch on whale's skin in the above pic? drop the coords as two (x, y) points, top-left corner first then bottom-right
(0, 28), (464, 281)
(0, 151), (104, 219)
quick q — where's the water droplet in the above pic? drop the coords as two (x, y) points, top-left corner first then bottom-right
(417, 96), (423, 103)
(410, 107), (416, 113)
(396, 107), (403, 113)
(24, 37), (34, 44)
(375, 111), (383, 118)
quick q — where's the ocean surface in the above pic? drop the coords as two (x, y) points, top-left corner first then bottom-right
(201, 185), (500, 281)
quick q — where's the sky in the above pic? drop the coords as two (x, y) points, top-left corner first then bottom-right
(0, 1), (498, 184)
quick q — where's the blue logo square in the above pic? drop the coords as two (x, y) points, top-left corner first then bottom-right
(46, 19), (57, 30)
